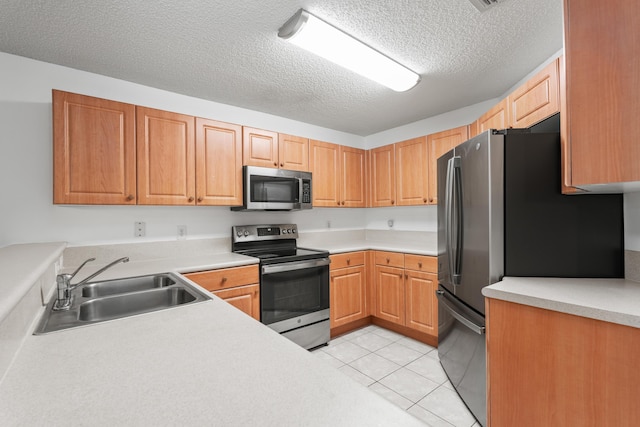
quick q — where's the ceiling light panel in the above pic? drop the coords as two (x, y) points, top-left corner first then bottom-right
(278, 9), (420, 92)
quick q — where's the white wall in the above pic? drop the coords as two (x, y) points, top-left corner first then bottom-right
(625, 192), (640, 251)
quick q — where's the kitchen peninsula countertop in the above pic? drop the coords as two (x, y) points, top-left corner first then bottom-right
(483, 277), (640, 329)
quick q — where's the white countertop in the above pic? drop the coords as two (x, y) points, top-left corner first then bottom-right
(483, 277), (640, 329)
(0, 299), (425, 426)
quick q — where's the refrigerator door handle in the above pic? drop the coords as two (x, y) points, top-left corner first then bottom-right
(445, 157), (455, 284)
(437, 290), (485, 335)
(447, 156), (463, 285)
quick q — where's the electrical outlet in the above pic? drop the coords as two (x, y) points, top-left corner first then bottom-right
(177, 225), (187, 240)
(135, 221), (146, 237)
(387, 219), (394, 228)
(327, 221), (331, 229)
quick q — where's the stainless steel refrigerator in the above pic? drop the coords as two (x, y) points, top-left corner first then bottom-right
(436, 128), (623, 427)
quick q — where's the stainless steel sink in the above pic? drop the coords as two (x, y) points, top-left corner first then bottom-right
(81, 274), (176, 298)
(34, 273), (211, 334)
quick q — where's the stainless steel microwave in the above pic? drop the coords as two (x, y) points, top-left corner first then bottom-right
(231, 166), (312, 211)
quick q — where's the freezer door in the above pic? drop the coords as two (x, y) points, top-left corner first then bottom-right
(437, 286), (486, 427)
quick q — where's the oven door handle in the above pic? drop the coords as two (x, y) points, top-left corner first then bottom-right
(261, 257), (330, 274)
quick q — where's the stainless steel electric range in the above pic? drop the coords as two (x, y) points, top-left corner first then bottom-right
(232, 224), (330, 350)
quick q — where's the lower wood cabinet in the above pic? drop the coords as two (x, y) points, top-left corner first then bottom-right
(329, 252), (368, 329)
(486, 298), (640, 426)
(184, 265), (260, 320)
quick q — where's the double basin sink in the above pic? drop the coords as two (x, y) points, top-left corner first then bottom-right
(35, 273), (211, 334)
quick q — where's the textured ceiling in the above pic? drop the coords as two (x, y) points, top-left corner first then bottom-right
(0, 0), (563, 136)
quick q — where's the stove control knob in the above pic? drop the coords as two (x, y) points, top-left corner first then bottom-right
(236, 230), (242, 237)
(244, 230), (250, 237)
(292, 228), (297, 233)
(283, 229), (289, 234)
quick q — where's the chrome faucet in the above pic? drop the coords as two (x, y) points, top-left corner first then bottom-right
(53, 257), (129, 311)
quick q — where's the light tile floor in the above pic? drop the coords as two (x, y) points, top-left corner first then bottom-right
(312, 325), (480, 427)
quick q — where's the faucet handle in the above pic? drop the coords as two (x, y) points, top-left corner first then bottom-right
(69, 257), (96, 280)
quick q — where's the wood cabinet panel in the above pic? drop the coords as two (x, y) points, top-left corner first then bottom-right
(374, 265), (405, 325)
(243, 127), (279, 168)
(374, 251), (404, 268)
(486, 298), (640, 427)
(53, 90), (136, 204)
(404, 270), (438, 336)
(330, 252), (366, 270)
(508, 60), (560, 129)
(475, 98), (509, 135)
(195, 118), (243, 206)
(278, 134), (309, 171)
(340, 146), (366, 207)
(309, 139), (341, 207)
(212, 284), (260, 320)
(370, 145), (396, 207)
(330, 265), (367, 328)
(184, 265), (259, 292)
(404, 254), (437, 273)
(136, 106), (195, 205)
(395, 137), (429, 206)
(427, 126), (469, 205)
(563, 0), (640, 188)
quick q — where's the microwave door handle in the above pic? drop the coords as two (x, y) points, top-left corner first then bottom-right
(298, 177), (303, 205)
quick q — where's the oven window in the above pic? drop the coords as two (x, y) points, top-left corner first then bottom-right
(261, 265), (329, 325)
(250, 176), (300, 203)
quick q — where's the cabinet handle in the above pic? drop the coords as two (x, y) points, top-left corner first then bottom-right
(347, 259), (351, 265)
(418, 262), (423, 268)
(221, 277), (227, 283)
(280, 163), (284, 167)
(386, 258), (390, 263)
(274, 162), (278, 166)
(337, 201), (340, 206)
(423, 198), (427, 203)
(391, 200), (395, 205)
(126, 195), (134, 201)
(197, 197), (203, 203)
(429, 198), (434, 203)
(405, 273), (408, 279)
(188, 197), (194, 202)
(341, 201), (345, 206)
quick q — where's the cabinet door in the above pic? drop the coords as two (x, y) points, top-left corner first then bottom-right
(330, 266), (367, 328)
(405, 270), (438, 336)
(341, 146), (366, 207)
(395, 137), (429, 206)
(475, 98), (509, 135)
(243, 127), (279, 168)
(374, 265), (405, 325)
(563, 0), (640, 188)
(213, 284), (260, 320)
(53, 90), (136, 204)
(508, 60), (560, 129)
(137, 106), (195, 205)
(278, 134), (309, 171)
(309, 139), (341, 207)
(427, 126), (469, 205)
(370, 144), (396, 207)
(195, 118), (243, 206)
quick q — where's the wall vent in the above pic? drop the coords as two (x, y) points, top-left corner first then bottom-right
(468, 0), (503, 12)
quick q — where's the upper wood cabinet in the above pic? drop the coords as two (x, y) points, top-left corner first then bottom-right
(474, 98), (509, 137)
(242, 127), (279, 168)
(508, 59), (560, 129)
(53, 90), (136, 204)
(395, 137), (429, 206)
(278, 133), (309, 171)
(195, 118), (243, 206)
(427, 126), (469, 205)
(309, 140), (366, 207)
(562, 0), (640, 191)
(136, 106), (196, 205)
(370, 144), (396, 207)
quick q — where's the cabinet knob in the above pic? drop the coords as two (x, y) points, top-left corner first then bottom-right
(197, 197), (203, 203)
(126, 195), (134, 201)
(274, 162), (278, 166)
(280, 163), (284, 167)
(386, 258), (390, 263)
(341, 201), (345, 206)
(221, 277), (227, 283)
(405, 274), (408, 279)
(423, 198), (428, 203)
(429, 198), (434, 203)
(347, 259), (351, 265)
(337, 201), (340, 206)
(418, 262), (423, 268)
(391, 200), (395, 205)
(188, 197), (194, 202)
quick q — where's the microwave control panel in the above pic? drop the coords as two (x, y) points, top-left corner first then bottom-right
(302, 180), (311, 204)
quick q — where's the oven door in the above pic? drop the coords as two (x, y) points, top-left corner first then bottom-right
(260, 258), (330, 333)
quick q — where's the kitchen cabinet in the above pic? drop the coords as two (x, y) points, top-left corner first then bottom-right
(426, 125), (469, 205)
(486, 297), (640, 426)
(561, 0), (640, 192)
(53, 90), (136, 204)
(369, 144), (396, 207)
(309, 140), (366, 207)
(278, 133), (309, 171)
(136, 106), (196, 205)
(395, 137), (429, 206)
(508, 59), (560, 129)
(373, 252), (438, 338)
(184, 265), (260, 320)
(329, 252), (368, 330)
(195, 118), (243, 206)
(242, 127), (279, 168)
(473, 98), (509, 138)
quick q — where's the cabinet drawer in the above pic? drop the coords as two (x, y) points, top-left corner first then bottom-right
(184, 264), (259, 292)
(374, 251), (404, 268)
(405, 254), (437, 273)
(330, 251), (366, 270)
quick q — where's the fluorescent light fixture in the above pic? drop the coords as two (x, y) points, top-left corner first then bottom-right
(278, 9), (421, 92)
